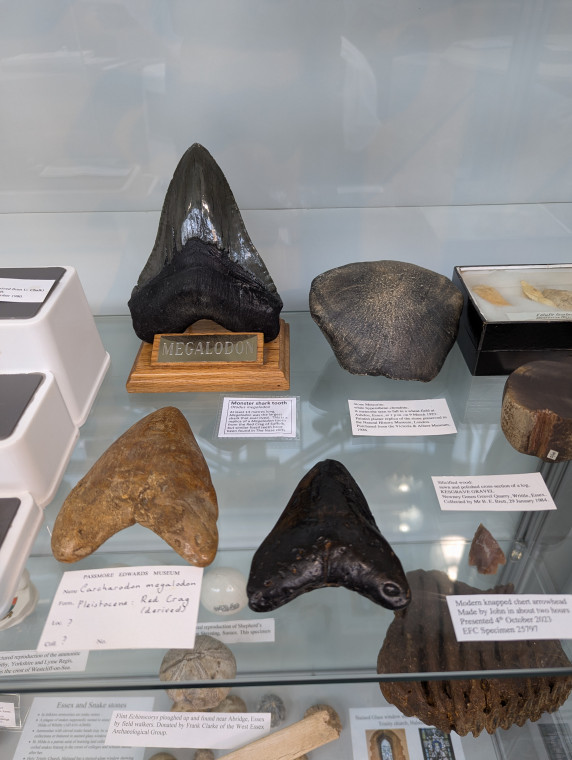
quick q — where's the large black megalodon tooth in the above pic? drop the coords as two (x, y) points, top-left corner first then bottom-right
(247, 459), (411, 612)
(129, 143), (283, 343)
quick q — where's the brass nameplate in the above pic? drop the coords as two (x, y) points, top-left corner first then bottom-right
(153, 333), (262, 365)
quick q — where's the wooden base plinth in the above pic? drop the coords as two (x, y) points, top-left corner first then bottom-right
(126, 320), (290, 393)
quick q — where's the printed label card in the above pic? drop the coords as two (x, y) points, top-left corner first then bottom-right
(13, 696), (153, 760)
(350, 707), (466, 760)
(218, 397), (297, 438)
(349, 399), (456, 436)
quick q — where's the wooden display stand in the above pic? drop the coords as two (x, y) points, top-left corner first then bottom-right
(126, 319), (290, 393)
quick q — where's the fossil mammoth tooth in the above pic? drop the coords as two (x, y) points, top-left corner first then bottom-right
(377, 569), (572, 736)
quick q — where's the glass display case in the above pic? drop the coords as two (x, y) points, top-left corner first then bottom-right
(0, 313), (570, 760)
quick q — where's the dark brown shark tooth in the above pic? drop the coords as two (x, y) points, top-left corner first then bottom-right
(51, 406), (218, 566)
(128, 143), (282, 343)
(309, 260), (463, 381)
(247, 459), (410, 612)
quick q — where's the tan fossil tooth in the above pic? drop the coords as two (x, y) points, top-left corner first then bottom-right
(51, 406), (218, 565)
(473, 285), (510, 306)
(521, 280), (557, 307)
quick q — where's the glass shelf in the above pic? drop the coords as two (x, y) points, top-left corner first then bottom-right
(0, 313), (570, 698)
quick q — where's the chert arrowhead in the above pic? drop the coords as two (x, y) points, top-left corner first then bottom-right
(247, 459), (410, 611)
(128, 143), (282, 343)
(51, 407), (218, 565)
(468, 523), (506, 575)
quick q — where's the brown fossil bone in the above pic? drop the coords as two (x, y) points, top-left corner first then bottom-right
(469, 523), (506, 575)
(377, 569), (572, 736)
(217, 704), (341, 760)
(51, 406), (218, 565)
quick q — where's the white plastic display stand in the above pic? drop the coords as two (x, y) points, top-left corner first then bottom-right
(0, 266), (110, 425)
(0, 501), (41, 621)
(0, 372), (78, 507)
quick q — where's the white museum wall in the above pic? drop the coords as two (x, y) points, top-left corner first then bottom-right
(1, 0), (572, 313)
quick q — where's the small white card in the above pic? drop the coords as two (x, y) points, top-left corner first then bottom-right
(447, 594), (572, 641)
(13, 696), (153, 760)
(37, 566), (202, 652)
(508, 311), (572, 321)
(0, 701), (16, 728)
(218, 397), (297, 438)
(349, 706), (466, 760)
(106, 710), (271, 749)
(0, 650), (88, 676)
(196, 618), (275, 644)
(348, 399), (456, 436)
(432, 472), (555, 511)
(0, 278), (55, 303)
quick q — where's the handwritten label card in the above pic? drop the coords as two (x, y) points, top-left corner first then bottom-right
(37, 566), (202, 652)
(0, 278), (55, 303)
(0, 701), (16, 728)
(106, 710), (271, 749)
(13, 696), (153, 760)
(432, 473), (555, 511)
(349, 399), (456, 436)
(196, 618), (275, 644)
(447, 594), (572, 641)
(218, 397), (297, 438)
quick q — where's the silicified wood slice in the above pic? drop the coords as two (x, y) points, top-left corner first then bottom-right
(501, 358), (572, 462)
(377, 569), (572, 736)
(247, 459), (410, 612)
(51, 407), (218, 565)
